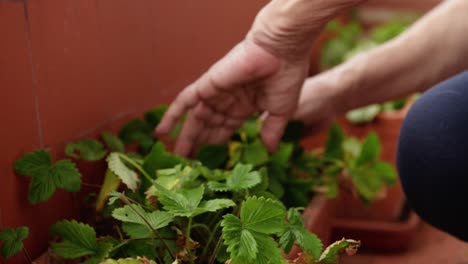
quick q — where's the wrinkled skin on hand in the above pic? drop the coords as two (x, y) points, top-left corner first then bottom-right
(156, 38), (309, 156)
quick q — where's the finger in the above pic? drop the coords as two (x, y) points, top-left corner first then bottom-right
(173, 109), (205, 157)
(197, 42), (280, 100)
(260, 113), (289, 152)
(156, 85), (198, 135)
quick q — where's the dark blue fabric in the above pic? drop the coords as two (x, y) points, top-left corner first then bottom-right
(397, 71), (468, 241)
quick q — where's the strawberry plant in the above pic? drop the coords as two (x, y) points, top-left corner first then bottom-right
(1, 106), (396, 263)
(321, 19), (417, 124)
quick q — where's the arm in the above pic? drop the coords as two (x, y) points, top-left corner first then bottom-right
(157, 0), (364, 155)
(296, 0), (468, 125)
(248, 0), (366, 60)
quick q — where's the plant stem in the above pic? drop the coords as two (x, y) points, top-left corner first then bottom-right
(120, 195), (175, 260)
(202, 221), (221, 258)
(110, 237), (176, 253)
(209, 236), (223, 264)
(185, 217), (194, 264)
(119, 153), (154, 183)
(191, 223), (211, 235)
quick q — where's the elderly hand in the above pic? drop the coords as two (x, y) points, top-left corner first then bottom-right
(156, 0), (366, 156)
(156, 38), (309, 156)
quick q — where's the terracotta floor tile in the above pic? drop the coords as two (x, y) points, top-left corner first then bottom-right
(341, 224), (468, 264)
(0, 2), (40, 169)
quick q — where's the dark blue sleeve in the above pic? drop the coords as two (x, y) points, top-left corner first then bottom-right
(397, 71), (468, 241)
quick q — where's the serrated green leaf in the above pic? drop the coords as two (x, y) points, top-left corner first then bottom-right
(117, 240), (158, 261)
(112, 205), (173, 238)
(50, 220), (98, 259)
(107, 153), (140, 191)
(14, 150), (51, 177)
(101, 132), (125, 153)
(154, 184), (204, 217)
(51, 240), (96, 259)
(52, 160), (81, 192)
(207, 181), (230, 192)
(356, 132), (381, 166)
(239, 230), (258, 261)
(193, 199), (235, 217)
(196, 144), (228, 169)
(240, 196), (285, 234)
(82, 241), (113, 264)
(293, 229), (323, 260)
(221, 215), (242, 257)
(319, 239), (360, 264)
(65, 139), (107, 161)
(14, 151), (81, 204)
(208, 164), (261, 193)
(222, 197), (286, 264)
(279, 226), (295, 254)
(280, 208), (323, 258)
(154, 164), (201, 191)
(325, 124), (345, 160)
(143, 142), (184, 178)
(253, 233), (285, 264)
(228, 164), (261, 191)
(0, 227), (29, 259)
(286, 208), (304, 227)
(28, 174), (56, 204)
(241, 140), (269, 167)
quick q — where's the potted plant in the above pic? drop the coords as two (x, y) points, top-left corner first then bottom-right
(302, 18), (424, 252)
(1, 106), (369, 264)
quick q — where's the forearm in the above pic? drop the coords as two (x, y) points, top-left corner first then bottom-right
(335, 0), (468, 112)
(247, 0), (365, 60)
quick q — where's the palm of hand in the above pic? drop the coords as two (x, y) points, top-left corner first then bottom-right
(157, 40), (309, 156)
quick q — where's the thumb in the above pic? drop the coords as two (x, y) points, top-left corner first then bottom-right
(260, 113), (289, 152)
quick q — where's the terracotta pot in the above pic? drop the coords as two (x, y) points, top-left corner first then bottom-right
(32, 249), (68, 264)
(334, 102), (414, 222)
(331, 203), (421, 252)
(288, 195), (337, 259)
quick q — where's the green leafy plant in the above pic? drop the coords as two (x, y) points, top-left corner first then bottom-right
(321, 19), (415, 124)
(4, 106), (401, 263)
(0, 227), (29, 259)
(14, 150), (81, 204)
